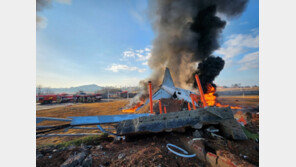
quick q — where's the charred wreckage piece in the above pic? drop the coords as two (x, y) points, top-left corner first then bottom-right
(116, 107), (247, 140)
(36, 107), (247, 140)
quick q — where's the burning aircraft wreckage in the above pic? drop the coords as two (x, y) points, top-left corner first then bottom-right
(37, 0), (257, 165)
(37, 68), (247, 141)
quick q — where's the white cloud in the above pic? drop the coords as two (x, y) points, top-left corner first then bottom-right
(121, 46), (151, 63)
(216, 33), (259, 67)
(123, 50), (136, 58)
(216, 47), (243, 60)
(224, 34), (258, 48)
(106, 64), (146, 73)
(238, 51), (259, 71)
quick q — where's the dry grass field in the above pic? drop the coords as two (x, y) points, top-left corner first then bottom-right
(217, 95), (259, 109)
(37, 100), (129, 118)
(217, 87), (259, 92)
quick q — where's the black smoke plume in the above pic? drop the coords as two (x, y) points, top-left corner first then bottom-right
(143, 0), (248, 92)
(189, 56), (225, 93)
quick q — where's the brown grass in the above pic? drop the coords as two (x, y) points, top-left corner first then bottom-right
(217, 95), (259, 108)
(217, 87), (259, 92)
(37, 100), (129, 118)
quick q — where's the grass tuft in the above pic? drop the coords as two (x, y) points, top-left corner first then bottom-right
(242, 126), (259, 140)
(57, 133), (109, 148)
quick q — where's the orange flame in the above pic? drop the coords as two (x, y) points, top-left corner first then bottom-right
(122, 101), (144, 113)
(204, 84), (242, 109)
(237, 116), (247, 125)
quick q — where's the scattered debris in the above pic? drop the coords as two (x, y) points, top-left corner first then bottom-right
(180, 137), (206, 161)
(96, 145), (103, 150)
(166, 143), (196, 158)
(206, 126), (219, 133)
(192, 130), (203, 138)
(117, 153), (126, 159)
(82, 155), (92, 167)
(60, 152), (86, 167)
(210, 133), (224, 140)
(36, 152), (43, 159)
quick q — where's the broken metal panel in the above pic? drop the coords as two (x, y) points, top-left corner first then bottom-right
(69, 113), (150, 125)
(36, 117), (72, 124)
(116, 107), (248, 140)
(97, 124), (117, 136)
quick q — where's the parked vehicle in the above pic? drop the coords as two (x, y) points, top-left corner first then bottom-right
(37, 92), (102, 104)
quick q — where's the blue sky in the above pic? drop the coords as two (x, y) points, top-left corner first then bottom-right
(37, 0), (259, 88)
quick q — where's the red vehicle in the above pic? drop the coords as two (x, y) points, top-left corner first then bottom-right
(37, 94), (72, 104)
(36, 94), (58, 104)
(59, 93), (74, 103)
(37, 92), (102, 104)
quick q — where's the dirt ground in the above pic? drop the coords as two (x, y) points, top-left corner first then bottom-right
(37, 132), (258, 167)
(36, 95), (259, 166)
(37, 133), (205, 167)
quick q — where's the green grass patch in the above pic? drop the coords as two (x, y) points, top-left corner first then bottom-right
(37, 143), (56, 150)
(242, 126), (259, 140)
(57, 133), (109, 148)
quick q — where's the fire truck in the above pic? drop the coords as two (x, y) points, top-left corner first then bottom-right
(36, 94), (58, 104)
(37, 92), (102, 104)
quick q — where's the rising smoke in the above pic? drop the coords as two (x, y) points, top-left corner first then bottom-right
(36, 0), (71, 29)
(143, 0), (248, 92)
(189, 56), (225, 93)
(36, 0), (51, 29)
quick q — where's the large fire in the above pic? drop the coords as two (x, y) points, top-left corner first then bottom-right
(204, 84), (242, 109)
(123, 83), (241, 113)
(122, 101), (144, 113)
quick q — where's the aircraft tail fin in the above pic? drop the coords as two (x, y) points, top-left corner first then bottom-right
(162, 67), (175, 88)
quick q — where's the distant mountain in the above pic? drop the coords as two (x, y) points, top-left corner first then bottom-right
(40, 84), (103, 94)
